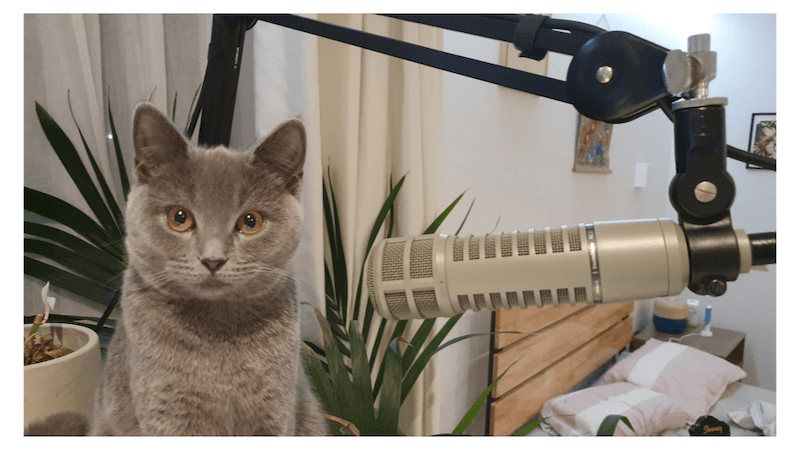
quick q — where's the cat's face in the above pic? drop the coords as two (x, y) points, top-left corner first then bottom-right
(125, 104), (305, 301)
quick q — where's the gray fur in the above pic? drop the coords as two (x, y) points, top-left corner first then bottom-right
(25, 412), (89, 436)
(89, 104), (326, 435)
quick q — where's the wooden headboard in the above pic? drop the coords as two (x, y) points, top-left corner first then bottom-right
(487, 302), (633, 436)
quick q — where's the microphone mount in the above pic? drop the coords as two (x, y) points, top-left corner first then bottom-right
(192, 14), (776, 298)
(665, 34), (742, 297)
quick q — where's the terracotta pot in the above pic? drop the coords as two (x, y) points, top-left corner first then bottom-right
(24, 323), (101, 428)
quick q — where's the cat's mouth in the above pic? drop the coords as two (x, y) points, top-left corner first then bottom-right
(199, 275), (230, 288)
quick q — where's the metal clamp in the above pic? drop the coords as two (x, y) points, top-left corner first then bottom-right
(664, 34), (727, 110)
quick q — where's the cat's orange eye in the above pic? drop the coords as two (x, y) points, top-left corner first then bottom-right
(166, 206), (195, 232)
(237, 211), (264, 235)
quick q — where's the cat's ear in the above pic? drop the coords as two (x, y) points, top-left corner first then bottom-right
(132, 103), (189, 183)
(253, 119), (306, 196)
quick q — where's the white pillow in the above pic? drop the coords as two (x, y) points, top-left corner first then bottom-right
(542, 382), (691, 436)
(605, 338), (746, 421)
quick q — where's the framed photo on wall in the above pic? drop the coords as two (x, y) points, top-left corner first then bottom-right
(573, 115), (613, 173)
(746, 113), (776, 169)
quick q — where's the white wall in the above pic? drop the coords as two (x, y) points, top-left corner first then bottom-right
(433, 14), (776, 435)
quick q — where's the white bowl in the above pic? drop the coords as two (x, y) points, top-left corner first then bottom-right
(24, 323), (102, 428)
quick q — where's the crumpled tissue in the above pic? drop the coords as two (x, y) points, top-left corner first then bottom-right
(728, 399), (776, 436)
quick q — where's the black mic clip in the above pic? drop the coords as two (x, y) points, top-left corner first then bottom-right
(667, 85), (739, 296)
(668, 97), (741, 297)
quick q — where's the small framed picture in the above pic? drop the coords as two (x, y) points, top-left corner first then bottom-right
(746, 113), (776, 169)
(573, 115), (613, 173)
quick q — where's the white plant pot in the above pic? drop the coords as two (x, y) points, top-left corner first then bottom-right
(24, 323), (101, 429)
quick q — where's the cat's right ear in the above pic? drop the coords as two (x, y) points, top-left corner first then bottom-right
(132, 103), (189, 183)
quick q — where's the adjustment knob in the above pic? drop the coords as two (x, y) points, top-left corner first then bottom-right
(664, 50), (694, 96)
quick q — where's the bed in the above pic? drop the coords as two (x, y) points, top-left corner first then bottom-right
(487, 303), (776, 436)
(528, 356), (776, 436)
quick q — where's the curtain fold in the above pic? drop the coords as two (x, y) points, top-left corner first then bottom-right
(314, 14), (444, 436)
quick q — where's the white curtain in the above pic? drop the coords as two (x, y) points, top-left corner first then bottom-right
(249, 14), (445, 435)
(24, 14), (212, 317)
(313, 15), (444, 436)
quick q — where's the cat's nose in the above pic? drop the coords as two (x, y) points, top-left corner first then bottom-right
(200, 258), (228, 274)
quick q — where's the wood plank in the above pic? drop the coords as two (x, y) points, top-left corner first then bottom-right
(492, 302), (632, 397)
(489, 316), (632, 436)
(495, 303), (589, 349)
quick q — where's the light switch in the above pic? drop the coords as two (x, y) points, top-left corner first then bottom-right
(634, 163), (648, 188)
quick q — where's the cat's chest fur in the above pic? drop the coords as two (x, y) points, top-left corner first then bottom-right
(102, 269), (304, 435)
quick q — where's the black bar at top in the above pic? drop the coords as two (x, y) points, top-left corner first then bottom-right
(253, 14), (570, 104)
(383, 14), (595, 57)
(382, 14), (518, 43)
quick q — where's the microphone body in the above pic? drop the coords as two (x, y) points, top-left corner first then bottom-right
(365, 219), (693, 320)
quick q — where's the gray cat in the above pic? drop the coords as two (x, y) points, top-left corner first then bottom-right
(84, 104), (326, 435)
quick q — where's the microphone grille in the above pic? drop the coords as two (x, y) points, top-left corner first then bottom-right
(385, 291), (411, 318)
(367, 249), (378, 311)
(368, 236), (443, 319)
(382, 241), (406, 281)
(410, 239), (434, 279)
(412, 289), (439, 316)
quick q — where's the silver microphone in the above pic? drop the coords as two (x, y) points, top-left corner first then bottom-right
(364, 218), (750, 320)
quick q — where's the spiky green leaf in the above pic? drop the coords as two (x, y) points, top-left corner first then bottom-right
(348, 321), (376, 432)
(322, 171), (348, 326)
(597, 414), (634, 436)
(184, 84), (202, 136)
(302, 345), (340, 429)
(24, 222), (125, 273)
(372, 320), (408, 399)
(375, 338), (403, 435)
(67, 92), (125, 237)
(401, 314), (463, 403)
(24, 257), (116, 307)
(454, 198), (475, 236)
(401, 318), (436, 372)
(24, 238), (121, 287)
(304, 302), (354, 412)
(34, 102), (120, 239)
(452, 360), (519, 435)
(423, 189), (466, 235)
(511, 418), (547, 436)
(24, 187), (123, 259)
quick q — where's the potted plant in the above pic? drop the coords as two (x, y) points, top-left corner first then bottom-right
(24, 283), (102, 429)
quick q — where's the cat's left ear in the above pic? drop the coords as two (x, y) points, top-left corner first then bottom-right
(253, 119), (306, 196)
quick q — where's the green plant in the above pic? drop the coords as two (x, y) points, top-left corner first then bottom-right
(24, 90), (200, 338)
(24, 96), (130, 335)
(597, 414), (634, 436)
(306, 171), (635, 436)
(305, 170), (513, 435)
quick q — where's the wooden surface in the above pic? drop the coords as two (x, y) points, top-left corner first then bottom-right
(489, 316), (633, 436)
(492, 303), (633, 397)
(632, 324), (745, 366)
(493, 303), (589, 348)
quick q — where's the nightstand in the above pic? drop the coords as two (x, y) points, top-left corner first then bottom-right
(631, 325), (745, 367)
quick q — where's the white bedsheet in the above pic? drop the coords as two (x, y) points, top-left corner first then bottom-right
(528, 381), (776, 436)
